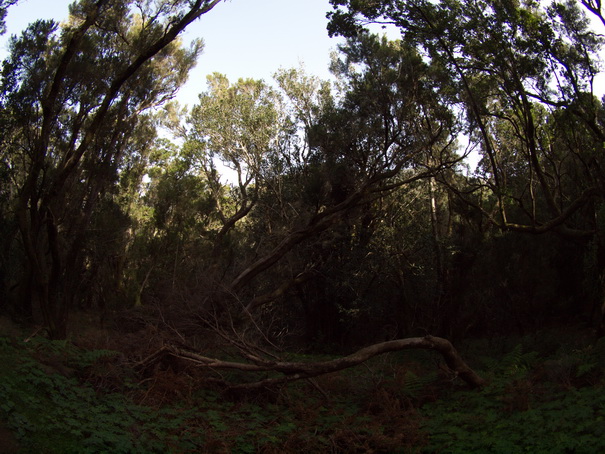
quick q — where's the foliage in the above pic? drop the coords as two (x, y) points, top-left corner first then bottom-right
(0, 332), (605, 453)
(2, 0), (605, 452)
(1, 328), (605, 453)
(0, 0), (217, 339)
(420, 338), (605, 453)
(1, 0), (603, 348)
(328, 0), (605, 244)
(0, 336), (206, 453)
(0, 333), (427, 453)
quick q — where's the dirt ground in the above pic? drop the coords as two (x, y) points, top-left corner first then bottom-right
(0, 421), (19, 454)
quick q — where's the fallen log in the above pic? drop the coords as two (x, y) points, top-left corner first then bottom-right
(135, 335), (486, 391)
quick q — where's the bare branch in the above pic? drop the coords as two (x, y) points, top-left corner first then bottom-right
(136, 335), (486, 390)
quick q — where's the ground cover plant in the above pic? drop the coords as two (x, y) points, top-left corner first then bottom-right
(1, 320), (604, 453)
(420, 338), (605, 453)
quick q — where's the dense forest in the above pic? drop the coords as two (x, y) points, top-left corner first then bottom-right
(1, 0), (605, 452)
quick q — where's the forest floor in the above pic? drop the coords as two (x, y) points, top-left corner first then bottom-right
(0, 312), (604, 453)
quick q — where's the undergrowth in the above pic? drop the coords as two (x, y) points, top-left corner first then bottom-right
(0, 328), (604, 453)
(0, 336), (203, 453)
(420, 338), (605, 454)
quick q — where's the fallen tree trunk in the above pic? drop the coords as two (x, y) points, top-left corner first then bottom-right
(136, 335), (486, 391)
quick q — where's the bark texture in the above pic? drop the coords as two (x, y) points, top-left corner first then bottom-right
(136, 335), (486, 390)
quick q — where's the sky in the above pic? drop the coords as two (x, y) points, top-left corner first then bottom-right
(0, 0), (348, 107)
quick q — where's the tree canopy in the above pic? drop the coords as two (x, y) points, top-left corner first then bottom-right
(0, 0), (604, 382)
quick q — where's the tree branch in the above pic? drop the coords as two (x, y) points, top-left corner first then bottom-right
(48, 0), (223, 203)
(136, 335), (486, 390)
(244, 271), (313, 313)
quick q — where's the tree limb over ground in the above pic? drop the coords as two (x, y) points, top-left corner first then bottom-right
(136, 336), (486, 391)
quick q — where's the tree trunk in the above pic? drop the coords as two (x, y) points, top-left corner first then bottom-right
(137, 335), (486, 390)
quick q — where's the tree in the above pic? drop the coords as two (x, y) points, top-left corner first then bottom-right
(328, 0), (603, 231)
(224, 34), (462, 317)
(0, 0), (18, 35)
(185, 74), (286, 248)
(327, 0), (605, 333)
(0, 0), (222, 339)
(80, 28), (486, 391)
